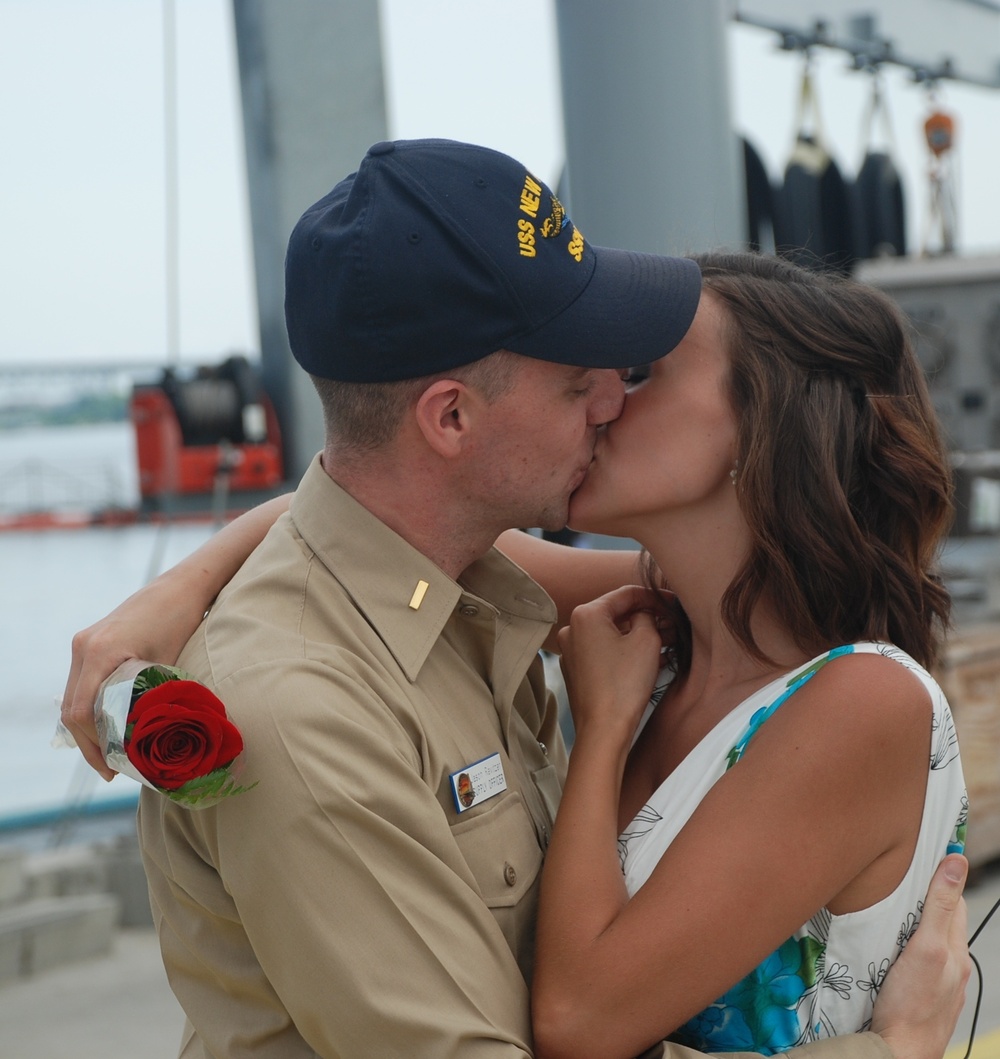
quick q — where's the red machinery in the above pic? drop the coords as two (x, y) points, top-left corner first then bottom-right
(131, 356), (283, 508)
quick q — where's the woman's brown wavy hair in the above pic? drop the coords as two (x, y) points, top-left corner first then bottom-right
(647, 251), (953, 672)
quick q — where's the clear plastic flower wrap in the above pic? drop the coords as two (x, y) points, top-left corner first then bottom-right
(55, 659), (256, 809)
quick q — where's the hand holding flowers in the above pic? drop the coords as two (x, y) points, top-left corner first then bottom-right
(55, 660), (255, 809)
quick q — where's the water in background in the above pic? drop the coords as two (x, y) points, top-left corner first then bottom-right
(0, 422), (218, 820)
(0, 420), (140, 515)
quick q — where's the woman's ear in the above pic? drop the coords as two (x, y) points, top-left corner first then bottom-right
(413, 379), (474, 458)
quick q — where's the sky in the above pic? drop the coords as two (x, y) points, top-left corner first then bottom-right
(1, 0), (999, 369)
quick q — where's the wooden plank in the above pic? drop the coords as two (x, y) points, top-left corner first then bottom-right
(937, 623), (1000, 866)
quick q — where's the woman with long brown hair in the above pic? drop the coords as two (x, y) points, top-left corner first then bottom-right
(529, 252), (965, 1057)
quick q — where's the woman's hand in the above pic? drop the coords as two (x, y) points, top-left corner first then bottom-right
(557, 585), (665, 744)
(59, 573), (212, 780)
(59, 493), (292, 780)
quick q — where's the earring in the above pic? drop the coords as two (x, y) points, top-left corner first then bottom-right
(730, 459), (739, 485)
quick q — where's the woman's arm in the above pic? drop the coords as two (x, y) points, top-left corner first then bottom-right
(60, 494), (291, 777)
(62, 519), (631, 775)
(532, 595), (936, 1059)
(496, 530), (642, 651)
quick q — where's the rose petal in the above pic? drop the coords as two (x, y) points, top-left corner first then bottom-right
(126, 688), (243, 790)
(131, 679), (228, 720)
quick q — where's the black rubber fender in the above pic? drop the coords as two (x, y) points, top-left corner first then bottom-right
(852, 150), (906, 259)
(774, 136), (857, 273)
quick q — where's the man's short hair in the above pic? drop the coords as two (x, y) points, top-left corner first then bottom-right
(310, 349), (521, 452)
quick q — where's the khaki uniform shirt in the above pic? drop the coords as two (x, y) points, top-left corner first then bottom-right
(138, 456), (892, 1059)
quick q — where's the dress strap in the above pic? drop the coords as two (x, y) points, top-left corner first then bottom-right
(725, 644), (855, 770)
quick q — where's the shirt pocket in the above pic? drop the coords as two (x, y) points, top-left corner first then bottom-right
(450, 790), (543, 909)
(450, 791), (545, 980)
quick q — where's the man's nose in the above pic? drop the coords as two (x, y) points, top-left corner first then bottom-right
(588, 369), (626, 425)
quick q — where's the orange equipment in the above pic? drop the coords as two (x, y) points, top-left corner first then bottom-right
(131, 356), (283, 505)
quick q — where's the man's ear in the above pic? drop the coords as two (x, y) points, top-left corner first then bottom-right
(413, 379), (477, 458)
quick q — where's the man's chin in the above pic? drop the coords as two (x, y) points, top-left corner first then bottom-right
(531, 498), (573, 535)
(535, 514), (570, 534)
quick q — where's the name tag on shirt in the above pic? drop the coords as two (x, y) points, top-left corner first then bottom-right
(449, 753), (507, 813)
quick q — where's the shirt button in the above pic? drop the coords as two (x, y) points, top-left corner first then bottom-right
(503, 862), (517, 887)
(459, 604), (479, 617)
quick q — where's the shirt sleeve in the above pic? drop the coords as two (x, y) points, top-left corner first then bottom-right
(140, 656), (537, 1058)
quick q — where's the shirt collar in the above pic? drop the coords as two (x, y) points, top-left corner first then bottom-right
(290, 455), (556, 682)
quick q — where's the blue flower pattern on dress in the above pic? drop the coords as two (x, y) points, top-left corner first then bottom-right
(671, 937), (814, 1054)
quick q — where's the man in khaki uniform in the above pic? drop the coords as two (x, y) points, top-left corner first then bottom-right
(74, 140), (969, 1057)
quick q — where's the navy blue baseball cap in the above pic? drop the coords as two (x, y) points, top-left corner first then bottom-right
(285, 138), (702, 382)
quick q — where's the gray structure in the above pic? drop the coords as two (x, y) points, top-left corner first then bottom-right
(857, 254), (1000, 455)
(733, 0), (1000, 88)
(555, 0), (746, 255)
(857, 254), (1000, 537)
(232, 0), (388, 480)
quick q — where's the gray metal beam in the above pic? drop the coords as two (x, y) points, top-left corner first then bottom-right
(232, 0), (388, 481)
(555, 0), (746, 256)
(732, 0), (1000, 88)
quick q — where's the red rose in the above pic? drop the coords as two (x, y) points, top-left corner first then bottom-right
(125, 680), (244, 790)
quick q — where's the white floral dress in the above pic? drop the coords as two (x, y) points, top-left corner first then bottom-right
(618, 642), (968, 1055)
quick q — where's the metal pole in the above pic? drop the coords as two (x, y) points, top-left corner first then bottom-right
(162, 0), (181, 367)
(231, 0), (389, 482)
(555, 0), (746, 255)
